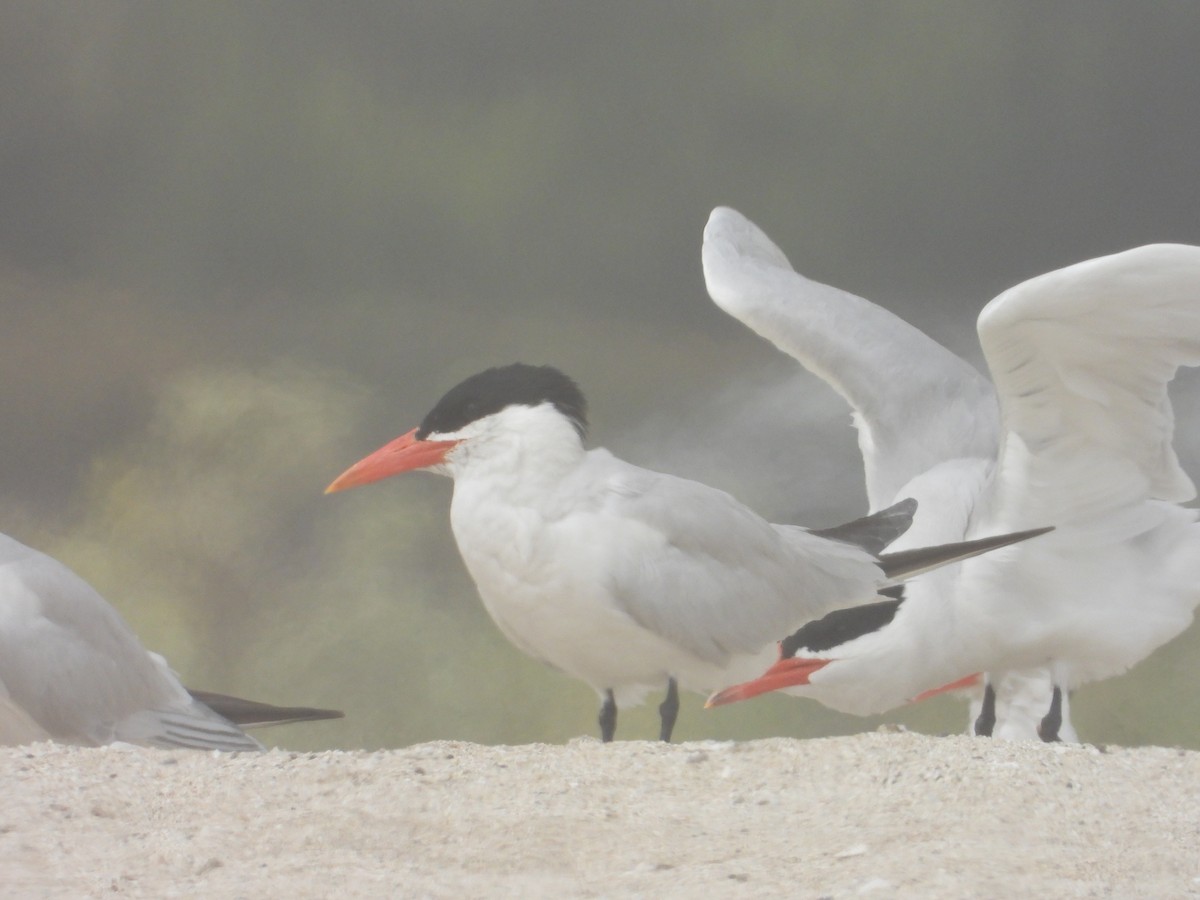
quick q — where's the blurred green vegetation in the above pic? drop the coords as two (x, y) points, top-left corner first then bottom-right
(1, 3), (1199, 748)
(20, 362), (1197, 751)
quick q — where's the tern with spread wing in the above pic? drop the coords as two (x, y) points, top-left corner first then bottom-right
(704, 209), (1200, 739)
(701, 206), (1066, 738)
(326, 363), (1045, 741)
(0, 531), (342, 749)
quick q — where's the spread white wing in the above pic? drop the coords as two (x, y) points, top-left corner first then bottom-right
(702, 206), (999, 508)
(978, 243), (1200, 533)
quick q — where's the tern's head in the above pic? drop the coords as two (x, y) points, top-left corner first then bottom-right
(325, 363), (587, 492)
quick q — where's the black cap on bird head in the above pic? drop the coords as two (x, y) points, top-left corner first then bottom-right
(416, 363), (588, 440)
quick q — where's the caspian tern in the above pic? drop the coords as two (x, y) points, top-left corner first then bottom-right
(704, 209), (1200, 740)
(701, 206), (1067, 738)
(0, 531), (343, 750)
(325, 363), (1047, 742)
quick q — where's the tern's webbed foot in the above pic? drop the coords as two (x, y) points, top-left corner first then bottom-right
(658, 677), (679, 743)
(974, 682), (996, 737)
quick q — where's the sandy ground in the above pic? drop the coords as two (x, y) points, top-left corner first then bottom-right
(3, 731), (1199, 899)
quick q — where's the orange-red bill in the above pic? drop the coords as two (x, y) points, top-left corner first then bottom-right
(325, 428), (460, 494)
(911, 672), (983, 703)
(705, 657), (832, 708)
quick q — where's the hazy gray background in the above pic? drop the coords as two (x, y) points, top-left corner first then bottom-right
(3, 2), (1199, 749)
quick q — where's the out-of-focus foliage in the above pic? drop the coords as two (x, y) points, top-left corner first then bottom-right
(28, 361), (1200, 750)
(42, 364), (594, 748)
(32, 362), (984, 748)
(2, 3), (1199, 748)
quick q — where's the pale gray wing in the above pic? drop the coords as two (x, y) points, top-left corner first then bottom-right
(978, 243), (1200, 530)
(0, 533), (261, 751)
(589, 458), (1049, 667)
(588, 457), (889, 666)
(702, 206), (999, 507)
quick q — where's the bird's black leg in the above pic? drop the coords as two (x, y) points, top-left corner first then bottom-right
(658, 677), (679, 743)
(599, 689), (617, 743)
(1037, 686), (1063, 743)
(974, 682), (996, 737)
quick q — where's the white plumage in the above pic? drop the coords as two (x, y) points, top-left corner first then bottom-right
(705, 207), (1200, 740)
(327, 362), (1042, 741)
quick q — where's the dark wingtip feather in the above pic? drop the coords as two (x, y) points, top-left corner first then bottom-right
(188, 689), (345, 728)
(780, 597), (904, 656)
(878, 525), (1055, 581)
(810, 497), (917, 556)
